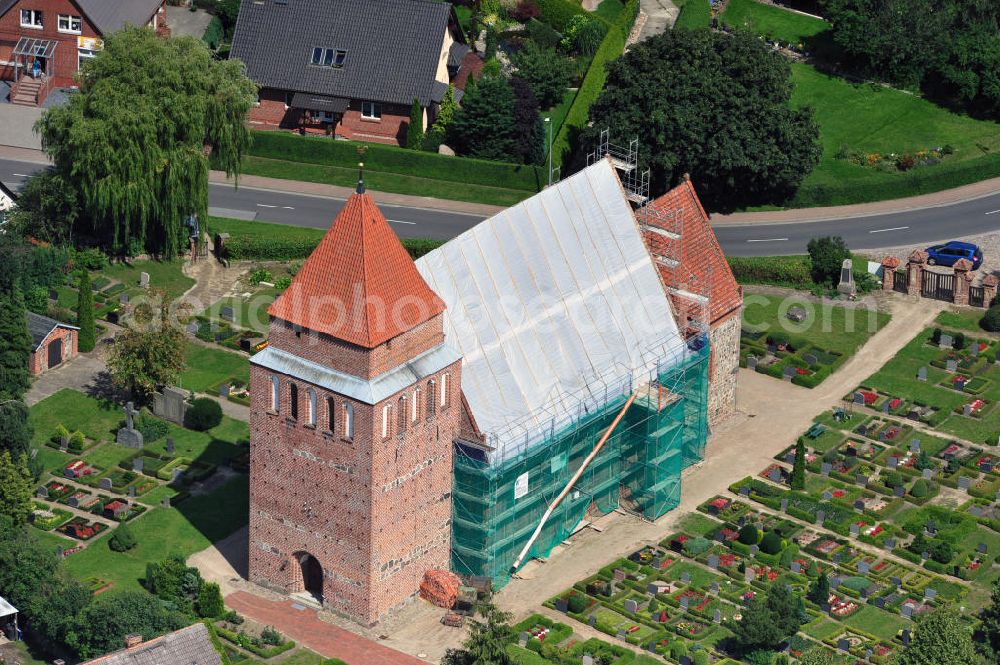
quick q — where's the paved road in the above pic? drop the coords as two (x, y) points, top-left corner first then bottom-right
(2, 157), (998, 253)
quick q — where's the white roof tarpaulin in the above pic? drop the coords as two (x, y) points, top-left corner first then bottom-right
(0, 595), (17, 618)
(416, 159), (687, 461)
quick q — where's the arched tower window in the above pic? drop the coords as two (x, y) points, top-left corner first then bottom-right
(306, 388), (317, 426)
(412, 388), (421, 423)
(398, 396), (407, 433)
(343, 402), (354, 439)
(270, 376), (280, 412)
(326, 396), (335, 432)
(381, 403), (393, 439)
(426, 380), (436, 419)
(289, 383), (299, 420)
(440, 373), (450, 408)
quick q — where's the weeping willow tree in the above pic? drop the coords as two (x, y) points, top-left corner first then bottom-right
(36, 27), (257, 258)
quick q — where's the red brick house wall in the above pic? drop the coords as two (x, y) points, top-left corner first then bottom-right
(249, 315), (461, 623)
(29, 324), (76, 375)
(248, 92), (410, 145)
(0, 0), (165, 90)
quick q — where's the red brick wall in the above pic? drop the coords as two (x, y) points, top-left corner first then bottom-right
(28, 325), (77, 375)
(248, 89), (301, 129)
(249, 322), (462, 624)
(248, 90), (412, 146)
(0, 0), (163, 87)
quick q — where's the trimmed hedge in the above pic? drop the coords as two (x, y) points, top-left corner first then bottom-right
(727, 255), (812, 287)
(246, 132), (545, 192)
(535, 0), (587, 31)
(223, 234), (445, 262)
(551, 0), (638, 166)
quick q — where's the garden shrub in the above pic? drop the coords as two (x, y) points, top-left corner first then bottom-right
(929, 540), (954, 563)
(185, 398), (223, 431)
(248, 268), (272, 286)
(53, 423), (70, 444)
(197, 582), (225, 618)
(526, 18), (562, 49)
(692, 652), (709, 665)
(275, 276), (292, 290)
(683, 536), (711, 556)
(68, 430), (86, 452)
(931, 328), (942, 345)
(910, 479), (930, 498)
(136, 413), (169, 443)
(535, 0), (586, 31)
(746, 650), (776, 665)
(738, 524), (759, 545)
(981, 306), (1000, 332)
(72, 248), (108, 271)
(566, 592), (589, 614)
(669, 641), (688, 659)
(760, 531), (783, 555)
(261, 626), (283, 647)
(727, 255), (812, 288)
(108, 523), (137, 552)
(953, 332), (966, 350)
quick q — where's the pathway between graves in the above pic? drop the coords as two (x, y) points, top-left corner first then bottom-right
(495, 295), (946, 621)
(224, 591), (430, 665)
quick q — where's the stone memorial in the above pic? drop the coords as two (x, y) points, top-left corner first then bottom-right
(588, 615), (596, 628)
(921, 551), (930, 561)
(837, 638), (850, 651)
(972, 343), (980, 357)
(128, 486), (136, 498)
(710, 583), (719, 595)
(850, 524), (860, 536)
(219, 383), (231, 399)
(740, 486), (750, 496)
(769, 467), (782, 482)
(119, 292), (129, 304)
(186, 321), (200, 335)
(783, 366), (797, 381)
(518, 633), (528, 648)
(922, 468), (932, 480)
(791, 561), (801, 573)
(221, 305), (235, 322)
(681, 571), (691, 584)
(894, 485), (905, 497)
(978, 543), (988, 554)
(924, 588), (936, 600)
(750, 544), (759, 556)
(822, 491), (833, 500)
(37, 485), (48, 499)
(139, 271), (150, 288)
(882, 401), (890, 414)
(830, 576), (841, 589)
(746, 356), (758, 370)
(707, 554), (719, 569)
(780, 498), (789, 512)
(837, 258), (855, 296)
(858, 561), (870, 574)
(816, 510), (825, 525)
(885, 538), (895, 550)
(100, 477), (113, 490)
(714, 609), (721, 623)
(116, 401), (144, 448)
(821, 462), (832, 476)
(833, 552), (842, 564)
(910, 439), (921, 452)
(616, 629), (626, 640)
(875, 597), (885, 609)
(854, 392), (866, 405)
(624, 599), (638, 614)
(856, 474), (868, 487)
(152, 387), (190, 427)
(917, 366), (927, 381)
(804, 353), (818, 366)
(940, 334), (953, 350)
(613, 568), (626, 581)
(555, 598), (568, 613)
(166, 437), (175, 454)
(745, 568), (754, 583)
(887, 456), (898, 468)
(970, 505), (983, 517)
(981, 460), (993, 473)
(162, 496), (171, 508)
(67, 497), (79, 508)
(172, 468), (184, 483)
(854, 499), (865, 512)
(679, 596), (688, 609)
(891, 576), (901, 587)
(946, 358), (958, 372)
(959, 476), (972, 491)
(901, 629), (911, 645)
(132, 457), (143, 473)
(787, 306), (807, 323)
(785, 451), (796, 465)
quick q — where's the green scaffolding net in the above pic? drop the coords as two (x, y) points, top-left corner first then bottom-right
(451, 334), (710, 589)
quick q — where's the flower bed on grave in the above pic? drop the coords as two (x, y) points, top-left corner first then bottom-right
(57, 516), (108, 540)
(30, 502), (72, 530)
(953, 398), (991, 418)
(841, 439), (884, 460)
(827, 595), (861, 617)
(45, 481), (75, 501)
(62, 459), (99, 480)
(118, 452), (171, 477)
(60, 489), (100, 510)
(511, 614), (573, 646)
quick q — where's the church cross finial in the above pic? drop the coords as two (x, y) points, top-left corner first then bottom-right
(357, 162), (365, 194)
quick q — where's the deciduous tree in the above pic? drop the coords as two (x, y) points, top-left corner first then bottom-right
(510, 76), (545, 165)
(894, 605), (980, 665)
(448, 74), (517, 162)
(975, 578), (1000, 659)
(68, 591), (187, 659)
(806, 236), (850, 287)
(583, 28), (821, 210)
(107, 301), (186, 400)
(511, 41), (574, 108)
(36, 27), (257, 257)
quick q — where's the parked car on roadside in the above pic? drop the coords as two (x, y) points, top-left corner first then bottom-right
(925, 241), (983, 269)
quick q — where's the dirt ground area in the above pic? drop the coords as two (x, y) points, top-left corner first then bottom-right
(188, 293), (944, 663)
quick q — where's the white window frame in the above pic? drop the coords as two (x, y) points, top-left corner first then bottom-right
(310, 46), (323, 66)
(343, 403), (354, 439)
(381, 403), (392, 439)
(361, 101), (381, 120)
(412, 388), (420, 422)
(270, 376), (280, 412)
(20, 9), (43, 29)
(440, 373), (449, 407)
(58, 14), (82, 34)
(78, 47), (97, 71)
(307, 388), (317, 427)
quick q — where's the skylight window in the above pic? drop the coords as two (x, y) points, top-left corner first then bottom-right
(309, 47), (347, 69)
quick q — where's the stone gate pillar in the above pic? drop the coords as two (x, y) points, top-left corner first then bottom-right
(906, 250), (928, 297)
(984, 274), (999, 308)
(881, 256), (900, 291)
(953, 258), (973, 306)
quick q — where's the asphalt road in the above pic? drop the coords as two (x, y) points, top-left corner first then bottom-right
(2, 156), (998, 253)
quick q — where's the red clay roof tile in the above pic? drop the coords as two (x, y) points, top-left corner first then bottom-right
(268, 191), (445, 348)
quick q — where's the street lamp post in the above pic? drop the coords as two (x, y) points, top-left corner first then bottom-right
(544, 117), (552, 187)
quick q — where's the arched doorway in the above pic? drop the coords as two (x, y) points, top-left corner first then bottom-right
(293, 552), (324, 604)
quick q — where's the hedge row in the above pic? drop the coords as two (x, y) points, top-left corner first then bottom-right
(246, 131), (545, 192)
(551, 0), (638, 165)
(727, 255), (812, 287)
(791, 150), (1000, 208)
(223, 235), (445, 262)
(535, 0), (588, 31)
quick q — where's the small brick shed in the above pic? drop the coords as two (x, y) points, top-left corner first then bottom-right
(27, 311), (78, 376)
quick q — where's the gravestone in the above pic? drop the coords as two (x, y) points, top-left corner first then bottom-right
(850, 524), (860, 536)
(162, 496), (170, 508)
(874, 597), (885, 609)
(888, 456), (898, 468)
(745, 568), (754, 583)
(785, 451), (796, 465)
(783, 366), (797, 381)
(816, 510), (825, 525)
(885, 538), (896, 550)
(858, 561), (870, 574)
(780, 498), (789, 512)
(821, 462), (832, 476)
(822, 491), (833, 500)
(746, 356), (758, 370)
(48, 288), (58, 301)
(946, 358), (958, 372)
(921, 551), (930, 561)
(910, 439), (921, 452)
(787, 306), (807, 323)
(961, 396), (971, 410)
(940, 334), (953, 350)
(647, 583), (659, 595)
(100, 477), (112, 491)
(588, 615), (596, 628)
(221, 306), (235, 322)
(837, 258), (855, 296)
(972, 343), (980, 357)
(518, 633), (529, 648)
(959, 476), (972, 491)
(681, 571), (691, 584)
(581, 656), (594, 665)
(838, 638), (850, 651)
(970, 505), (983, 517)
(894, 485), (905, 497)
(139, 271), (150, 288)
(59, 435), (68, 452)
(152, 387), (191, 427)
(901, 629), (911, 645)
(707, 554), (719, 569)
(624, 599), (638, 614)
(901, 604), (912, 619)
(132, 457), (144, 473)
(830, 577), (841, 589)
(790, 561), (801, 573)
(750, 544), (759, 556)
(769, 467), (782, 482)
(172, 468), (184, 483)
(978, 542), (988, 554)
(647, 641), (657, 653)
(679, 657), (692, 665)
(856, 474), (868, 487)
(833, 552), (842, 564)
(925, 587), (936, 600)
(127, 486), (136, 498)
(891, 576), (901, 587)
(710, 583), (719, 595)
(854, 499), (866, 512)
(67, 497), (79, 508)
(804, 353), (818, 366)
(866, 648), (874, 662)
(555, 598), (568, 612)
(615, 629), (626, 640)
(219, 383), (231, 399)
(922, 468), (932, 480)
(116, 401), (144, 448)
(861, 586), (872, 600)
(854, 392), (866, 406)
(119, 292), (129, 305)
(714, 531), (725, 542)
(821, 602), (831, 614)
(882, 401), (890, 414)
(37, 485), (48, 499)
(917, 366), (927, 382)
(680, 596), (689, 610)
(857, 424), (869, 437)
(767, 343), (777, 354)
(713, 609), (721, 623)
(981, 460), (993, 473)
(740, 486), (750, 496)
(166, 437), (175, 454)
(186, 321), (199, 335)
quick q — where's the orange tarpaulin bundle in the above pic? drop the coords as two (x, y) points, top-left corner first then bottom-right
(420, 569), (461, 609)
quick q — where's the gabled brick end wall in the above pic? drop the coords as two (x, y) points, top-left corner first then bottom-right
(29, 325), (76, 375)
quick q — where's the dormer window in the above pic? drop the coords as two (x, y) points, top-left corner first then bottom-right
(310, 47), (347, 69)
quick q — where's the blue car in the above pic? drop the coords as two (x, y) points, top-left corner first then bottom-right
(926, 241), (983, 269)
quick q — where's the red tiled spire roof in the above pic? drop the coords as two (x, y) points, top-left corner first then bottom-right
(647, 176), (742, 323)
(268, 191), (445, 348)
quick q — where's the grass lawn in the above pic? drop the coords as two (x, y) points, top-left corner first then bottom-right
(742, 293), (891, 356)
(679, 512), (721, 537)
(200, 292), (278, 335)
(63, 474), (249, 592)
(788, 62), (1000, 208)
(841, 605), (907, 641)
(935, 309), (992, 334)
(542, 87), (578, 141)
(30, 389), (123, 447)
(179, 342), (251, 393)
(100, 260), (195, 302)
(238, 155), (531, 208)
(142, 416), (248, 466)
(720, 0), (828, 45)
(208, 216), (324, 245)
(673, 0), (710, 29)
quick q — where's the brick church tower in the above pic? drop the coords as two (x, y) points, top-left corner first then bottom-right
(247, 179), (463, 624)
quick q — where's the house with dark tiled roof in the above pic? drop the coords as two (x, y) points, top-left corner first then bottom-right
(229, 0), (472, 145)
(27, 310), (78, 375)
(0, 0), (168, 106)
(80, 623), (223, 665)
